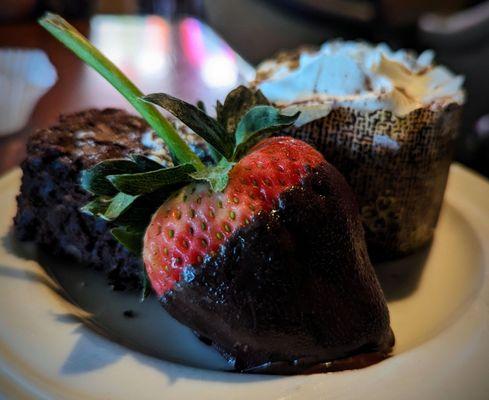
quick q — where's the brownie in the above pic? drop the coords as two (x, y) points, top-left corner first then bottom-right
(14, 108), (206, 289)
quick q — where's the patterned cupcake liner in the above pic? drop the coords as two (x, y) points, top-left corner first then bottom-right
(286, 104), (462, 260)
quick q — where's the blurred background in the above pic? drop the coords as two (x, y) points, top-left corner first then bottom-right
(0, 0), (488, 177)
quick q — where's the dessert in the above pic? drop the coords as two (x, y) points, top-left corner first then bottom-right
(145, 134), (394, 373)
(29, 14), (394, 374)
(253, 41), (465, 259)
(14, 108), (208, 289)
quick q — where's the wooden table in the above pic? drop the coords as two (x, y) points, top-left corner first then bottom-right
(0, 15), (252, 175)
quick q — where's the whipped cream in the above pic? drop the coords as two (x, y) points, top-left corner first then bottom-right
(255, 41), (465, 126)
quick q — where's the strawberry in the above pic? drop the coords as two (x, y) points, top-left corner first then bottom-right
(143, 136), (324, 296)
(43, 14), (393, 375)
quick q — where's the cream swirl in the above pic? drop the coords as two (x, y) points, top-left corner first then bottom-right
(254, 41), (465, 126)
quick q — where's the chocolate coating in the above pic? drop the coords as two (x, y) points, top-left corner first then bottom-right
(161, 161), (393, 373)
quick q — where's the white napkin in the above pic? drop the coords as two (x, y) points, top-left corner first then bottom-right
(0, 48), (57, 135)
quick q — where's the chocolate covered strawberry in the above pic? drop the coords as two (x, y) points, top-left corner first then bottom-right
(144, 136), (324, 296)
(42, 13), (394, 375)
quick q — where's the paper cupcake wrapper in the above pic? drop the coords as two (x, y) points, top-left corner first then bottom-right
(0, 49), (57, 135)
(286, 104), (462, 260)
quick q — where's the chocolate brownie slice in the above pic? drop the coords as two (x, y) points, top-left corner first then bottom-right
(14, 108), (206, 289)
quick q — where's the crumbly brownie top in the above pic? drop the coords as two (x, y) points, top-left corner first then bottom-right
(27, 108), (206, 168)
(27, 109), (149, 167)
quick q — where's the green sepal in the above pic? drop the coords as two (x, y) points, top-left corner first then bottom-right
(129, 154), (165, 171)
(104, 192), (138, 220)
(111, 218), (150, 303)
(140, 268), (152, 302)
(189, 158), (235, 192)
(81, 159), (140, 196)
(113, 187), (179, 231)
(142, 93), (234, 160)
(207, 144), (223, 164)
(216, 85), (270, 134)
(107, 164), (195, 195)
(196, 100), (206, 114)
(80, 197), (111, 217)
(233, 106), (300, 159)
(111, 226), (143, 254)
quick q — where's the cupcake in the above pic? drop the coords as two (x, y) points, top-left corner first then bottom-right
(253, 41), (465, 260)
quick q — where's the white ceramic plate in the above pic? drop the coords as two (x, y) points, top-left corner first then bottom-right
(0, 164), (488, 400)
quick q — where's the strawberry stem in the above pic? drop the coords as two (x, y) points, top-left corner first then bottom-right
(39, 13), (205, 171)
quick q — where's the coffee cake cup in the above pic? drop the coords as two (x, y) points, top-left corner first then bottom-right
(253, 41), (465, 260)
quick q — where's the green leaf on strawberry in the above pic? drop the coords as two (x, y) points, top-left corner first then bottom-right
(233, 105), (300, 159)
(189, 158), (235, 192)
(81, 159), (140, 196)
(80, 197), (110, 217)
(142, 93), (234, 160)
(103, 193), (139, 220)
(216, 85), (270, 134)
(129, 154), (165, 171)
(107, 164), (195, 195)
(111, 226), (144, 254)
